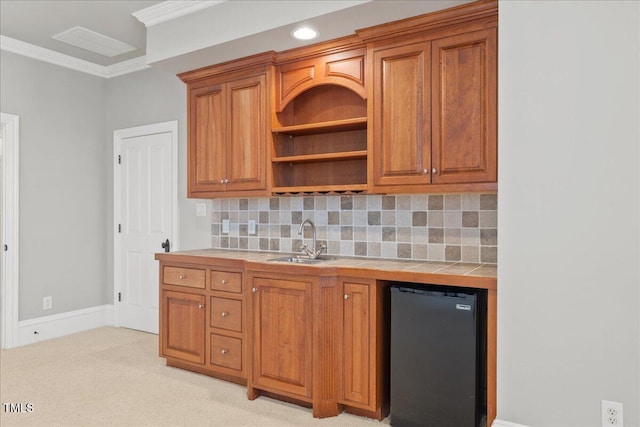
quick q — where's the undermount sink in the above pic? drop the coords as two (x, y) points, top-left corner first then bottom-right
(267, 255), (336, 264)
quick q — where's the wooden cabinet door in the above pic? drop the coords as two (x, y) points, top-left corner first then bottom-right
(342, 282), (371, 408)
(161, 290), (205, 364)
(188, 84), (226, 194)
(371, 42), (431, 188)
(252, 277), (312, 398)
(226, 74), (268, 192)
(431, 28), (497, 184)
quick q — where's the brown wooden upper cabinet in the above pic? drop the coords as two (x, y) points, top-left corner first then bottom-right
(180, 55), (274, 198)
(179, 1), (498, 197)
(368, 26), (497, 193)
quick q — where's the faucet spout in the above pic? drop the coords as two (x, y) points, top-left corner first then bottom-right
(298, 219), (326, 259)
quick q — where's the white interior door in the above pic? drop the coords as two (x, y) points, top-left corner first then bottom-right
(115, 121), (177, 334)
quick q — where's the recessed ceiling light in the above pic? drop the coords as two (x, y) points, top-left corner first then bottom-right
(291, 27), (318, 41)
(52, 26), (136, 58)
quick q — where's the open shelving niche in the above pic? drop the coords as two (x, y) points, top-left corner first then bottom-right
(271, 85), (368, 195)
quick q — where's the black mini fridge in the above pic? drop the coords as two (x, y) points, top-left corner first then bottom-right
(390, 284), (486, 427)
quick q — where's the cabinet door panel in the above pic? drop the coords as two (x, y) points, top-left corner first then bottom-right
(253, 277), (312, 398)
(372, 43), (431, 187)
(432, 28), (497, 183)
(190, 85), (226, 192)
(227, 75), (267, 191)
(161, 290), (205, 364)
(343, 282), (371, 407)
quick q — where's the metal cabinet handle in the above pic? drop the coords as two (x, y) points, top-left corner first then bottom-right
(179, 275), (185, 280)
(432, 168), (437, 174)
(220, 179), (225, 184)
(221, 311), (228, 317)
(221, 349), (228, 355)
(198, 304), (204, 309)
(221, 279), (228, 285)
(252, 287), (258, 293)
(423, 168), (428, 174)
(344, 294), (349, 300)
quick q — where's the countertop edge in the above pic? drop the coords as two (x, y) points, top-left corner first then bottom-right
(155, 250), (497, 290)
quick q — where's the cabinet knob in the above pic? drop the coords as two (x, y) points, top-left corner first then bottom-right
(344, 294), (349, 300)
(220, 179), (225, 184)
(221, 349), (228, 355)
(252, 287), (258, 293)
(423, 169), (428, 174)
(221, 311), (228, 317)
(224, 179), (230, 184)
(179, 275), (185, 280)
(221, 279), (228, 285)
(198, 304), (204, 309)
(432, 168), (437, 174)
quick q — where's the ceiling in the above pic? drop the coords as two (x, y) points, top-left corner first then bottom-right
(0, 1), (162, 66)
(0, 0), (474, 77)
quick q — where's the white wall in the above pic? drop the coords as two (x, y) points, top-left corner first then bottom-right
(0, 51), (108, 320)
(498, 1), (640, 426)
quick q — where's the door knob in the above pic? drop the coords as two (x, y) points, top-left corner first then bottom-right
(161, 239), (170, 252)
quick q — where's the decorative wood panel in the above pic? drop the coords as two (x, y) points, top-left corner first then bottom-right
(161, 290), (205, 364)
(252, 276), (313, 398)
(431, 27), (497, 184)
(371, 42), (431, 187)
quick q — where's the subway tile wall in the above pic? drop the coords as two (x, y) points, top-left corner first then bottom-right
(210, 194), (497, 264)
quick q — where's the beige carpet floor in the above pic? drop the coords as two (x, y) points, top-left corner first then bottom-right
(0, 327), (389, 427)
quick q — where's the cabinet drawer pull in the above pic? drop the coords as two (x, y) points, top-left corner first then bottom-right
(198, 304), (204, 309)
(221, 349), (228, 355)
(252, 287), (258, 293)
(179, 275), (185, 280)
(221, 311), (228, 317)
(344, 294), (349, 300)
(221, 279), (228, 285)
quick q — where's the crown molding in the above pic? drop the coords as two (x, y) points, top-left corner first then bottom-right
(0, 35), (149, 79)
(132, 0), (224, 27)
(104, 55), (150, 78)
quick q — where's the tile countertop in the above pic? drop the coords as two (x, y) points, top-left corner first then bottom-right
(155, 249), (497, 290)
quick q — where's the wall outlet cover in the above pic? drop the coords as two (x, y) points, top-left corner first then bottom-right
(196, 203), (207, 217)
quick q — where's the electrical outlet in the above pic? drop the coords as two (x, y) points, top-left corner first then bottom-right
(43, 296), (53, 310)
(602, 400), (623, 427)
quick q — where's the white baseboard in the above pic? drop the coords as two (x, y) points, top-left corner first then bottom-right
(492, 419), (531, 427)
(15, 304), (116, 347)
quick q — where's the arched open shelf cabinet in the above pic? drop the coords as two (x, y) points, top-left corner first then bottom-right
(271, 84), (368, 194)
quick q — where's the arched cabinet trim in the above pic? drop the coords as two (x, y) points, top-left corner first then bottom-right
(276, 48), (366, 112)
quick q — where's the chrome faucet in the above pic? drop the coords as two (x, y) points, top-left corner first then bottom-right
(298, 219), (326, 259)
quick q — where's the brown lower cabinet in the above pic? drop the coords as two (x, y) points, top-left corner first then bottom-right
(161, 289), (206, 365)
(159, 262), (248, 384)
(340, 278), (388, 419)
(157, 257), (495, 424)
(249, 276), (313, 400)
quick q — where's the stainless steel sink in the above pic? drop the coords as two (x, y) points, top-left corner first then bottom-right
(267, 255), (336, 264)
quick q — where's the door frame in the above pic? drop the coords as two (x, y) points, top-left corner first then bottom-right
(0, 112), (20, 349)
(113, 120), (179, 328)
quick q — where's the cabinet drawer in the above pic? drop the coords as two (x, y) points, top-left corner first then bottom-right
(210, 334), (242, 371)
(163, 267), (206, 289)
(210, 297), (242, 332)
(211, 270), (242, 293)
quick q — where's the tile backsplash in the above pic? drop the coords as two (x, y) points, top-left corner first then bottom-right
(210, 194), (497, 264)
